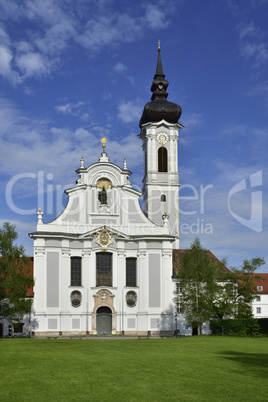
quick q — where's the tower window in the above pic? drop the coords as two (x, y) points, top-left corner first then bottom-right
(96, 252), (112, 287)
(160, 194), (166, 202)
(158, 147), (168, 172)
(71, 257), (82, 286)
(126, 258), (137, 287)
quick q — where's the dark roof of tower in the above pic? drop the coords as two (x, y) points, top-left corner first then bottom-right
(139, 46), (182, 128)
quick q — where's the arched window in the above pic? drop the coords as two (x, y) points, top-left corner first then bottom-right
(158, 147), (168, 172)
(160, 194), (166, 202)
(96, 252), (112, 287)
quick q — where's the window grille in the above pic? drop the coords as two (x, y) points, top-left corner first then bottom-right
(96, 252), (112, 287)
(126, 258), (137, 287)
(71, 257), (82, 286)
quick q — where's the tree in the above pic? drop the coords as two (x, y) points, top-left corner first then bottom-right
(0, 222), (34, 325)
(175, 238), (228, 334)
(175, 238), (266, 331)
(232, 257), (265, 318)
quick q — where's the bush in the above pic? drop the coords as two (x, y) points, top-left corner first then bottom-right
(210, 318), (263, 336)
(257, 318), (268, 335)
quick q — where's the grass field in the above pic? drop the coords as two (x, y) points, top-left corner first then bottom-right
(0, 337), (267, 401)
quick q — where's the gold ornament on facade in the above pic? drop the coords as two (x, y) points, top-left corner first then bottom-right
(93, 226), (115, 252)
(96, 177), (112, 189)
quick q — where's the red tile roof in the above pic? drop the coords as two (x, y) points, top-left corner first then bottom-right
(173, 249), (231, 276)
(254, 273), (268, 294)
(0, 256), (34, 297)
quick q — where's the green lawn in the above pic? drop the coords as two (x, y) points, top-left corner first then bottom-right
(0, 337), (267, 401)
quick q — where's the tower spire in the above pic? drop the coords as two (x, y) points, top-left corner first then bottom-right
(150, 41), (168, 101)
(139, 44), (182, 128)
(156, 40), (164, 76)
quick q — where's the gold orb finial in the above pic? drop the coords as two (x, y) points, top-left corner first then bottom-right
(100, 137), (107, 150)
(158, 39), (161, 50)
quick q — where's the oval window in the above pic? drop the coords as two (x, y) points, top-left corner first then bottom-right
(71, 290), (82, 307)
(126, 291), (137, 308)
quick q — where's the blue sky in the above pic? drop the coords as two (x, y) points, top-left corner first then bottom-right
(0, 0), (267, 272)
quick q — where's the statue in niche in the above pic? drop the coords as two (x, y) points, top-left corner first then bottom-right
(98, 186), (107, 205)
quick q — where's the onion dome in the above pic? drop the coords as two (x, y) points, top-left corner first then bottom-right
(139, 45), (182, 128)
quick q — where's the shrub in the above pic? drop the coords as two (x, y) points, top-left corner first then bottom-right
(210, 318), (262, 336)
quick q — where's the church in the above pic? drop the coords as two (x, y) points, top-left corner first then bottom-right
(29, 45), (188, 336)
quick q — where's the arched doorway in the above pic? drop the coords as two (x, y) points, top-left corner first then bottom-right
(96, 306), (112, 335)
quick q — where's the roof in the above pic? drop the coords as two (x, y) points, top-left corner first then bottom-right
(172, 249), (231, 277)
(253, 273), (268, 294)
(0, 256), (34, 298)
(27, 257), (34, 297)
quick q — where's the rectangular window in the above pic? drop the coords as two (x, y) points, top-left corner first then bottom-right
(13, 323), (24, 333)
(96, 253), (112, 287)
(126, 258), (137, 287)
(255, 296), (261, 302)
(71, 257), (82, 286)
(257, 307), (261, 314)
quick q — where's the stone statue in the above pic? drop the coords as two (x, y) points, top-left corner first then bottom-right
(98, 186), (107, 204)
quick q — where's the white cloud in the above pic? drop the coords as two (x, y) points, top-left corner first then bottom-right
(0, 46), (13, 76)
(250, 0), (268, 7)
(34, 20), (75, 56)
(114, 62), (127, 73)
(247, 80), (268, 97)
(75, 14), (142, 51)
(56, 102), (81, 115)
(240, 42), (268, 66)
(118, 100), (143, 123)
(0, 98), (142, 185)
(0, 45), (20, 85)
(0, 2), (172, 84)
(144, 4), (169, 30)
(55, 102), (91, 121)
(238, 22), (258, 39)
(179, 113), (204, 145)
(16, 52), (51, 77)
(179, 159), (268, 271)
(24, 0), (67, 26)
(237, 22), (268, 69)
(0, 26), (10, 45)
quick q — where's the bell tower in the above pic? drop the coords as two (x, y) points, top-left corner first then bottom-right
(139, 44), (183, 248)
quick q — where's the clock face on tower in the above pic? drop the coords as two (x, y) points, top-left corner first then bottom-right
(156, 132), (169, 144)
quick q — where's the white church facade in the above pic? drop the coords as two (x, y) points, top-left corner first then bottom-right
(29, 46), (186, 336)
(1, 48), (267, 338)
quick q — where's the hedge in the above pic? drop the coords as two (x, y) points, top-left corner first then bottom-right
(210, 318), (268, 336)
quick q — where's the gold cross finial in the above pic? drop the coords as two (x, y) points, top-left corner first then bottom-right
(158, 39), (161, 50)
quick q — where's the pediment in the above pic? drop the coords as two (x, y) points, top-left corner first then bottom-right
(78, 225), (130, 241)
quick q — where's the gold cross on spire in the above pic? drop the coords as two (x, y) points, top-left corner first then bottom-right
(158, 39), (161, 50)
